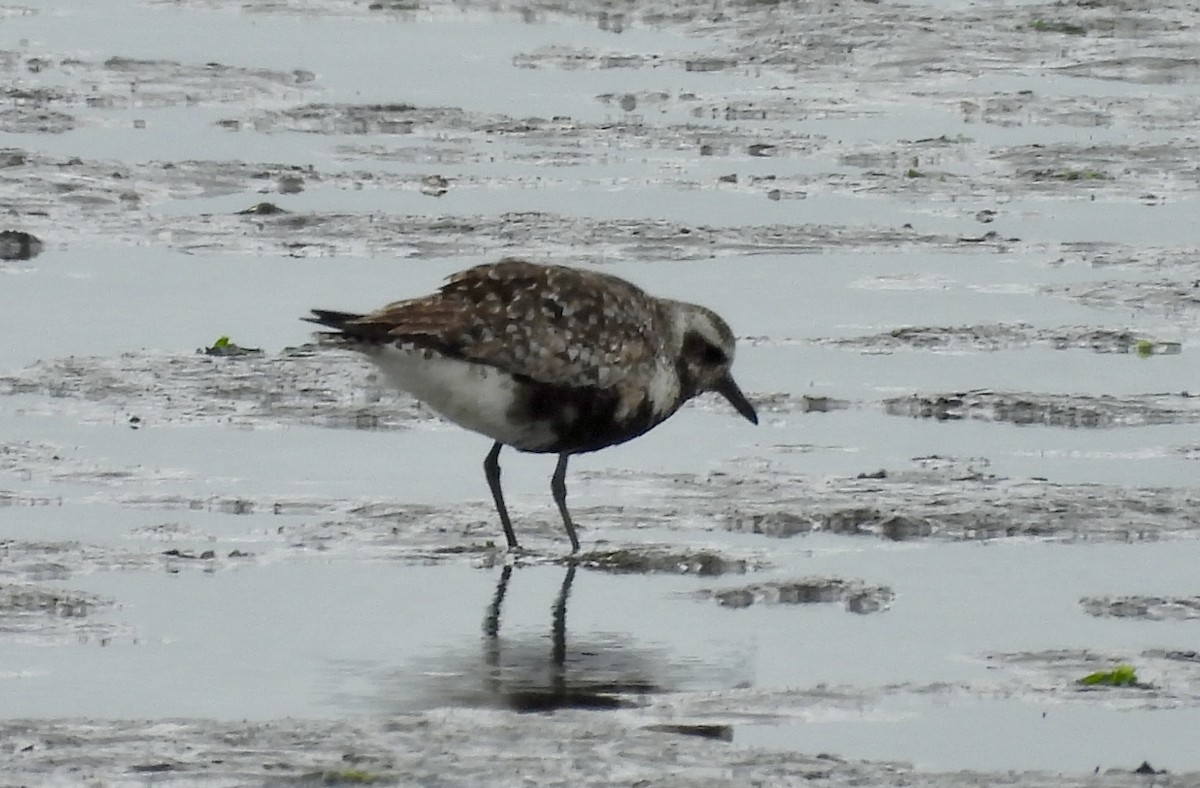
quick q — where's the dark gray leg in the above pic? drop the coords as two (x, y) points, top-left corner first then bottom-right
(484, 441), (519, 549)
(551, 453), (580, 552)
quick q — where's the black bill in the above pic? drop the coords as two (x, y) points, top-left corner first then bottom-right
(715, 374), (758, 425)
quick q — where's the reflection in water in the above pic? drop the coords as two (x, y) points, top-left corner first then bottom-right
(363, 564), (748, 716)
(481, 563), (656, 712)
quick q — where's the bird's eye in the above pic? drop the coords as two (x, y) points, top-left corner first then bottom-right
(683, 330), (728, 366)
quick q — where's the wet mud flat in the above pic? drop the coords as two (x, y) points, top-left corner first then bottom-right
(3, 0), (1200, 783)
(4, 351), (1200, 783)
(0, 714), (1191, 787)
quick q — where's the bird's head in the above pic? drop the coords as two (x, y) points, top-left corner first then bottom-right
(671, 303), (758, 425)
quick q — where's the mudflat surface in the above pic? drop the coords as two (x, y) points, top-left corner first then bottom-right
(2, 0), (1199, 784)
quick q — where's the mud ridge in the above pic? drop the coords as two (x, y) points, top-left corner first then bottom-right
(984, 648), (1200, 709)
(1050, 279), (1200, 316)
(1, 440), (191, 486)
(152, 0), (1200, 91)
(1, 53), (315, 133)
(2, 711), (1197, 786)
(6, 424), (1200, 549)
(577, 545), (753, 576)
(702, 577), (894, 614)
(209, 458), (1200, 546)
(156, 210), (985, 260)
(713, 457), (1200, 542)
(819, 323), (1175, 355)
(884, 389), (1200, 428)
(1081, 595), (1200, 621)
(0, 346), (422, 430)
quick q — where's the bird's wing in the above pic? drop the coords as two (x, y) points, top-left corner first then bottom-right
(349, 259), (664, 388)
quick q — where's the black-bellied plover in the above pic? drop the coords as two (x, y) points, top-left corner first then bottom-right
(306, 258), (757, 552)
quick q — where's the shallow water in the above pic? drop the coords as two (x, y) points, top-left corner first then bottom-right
(2, 0), (1200, 783)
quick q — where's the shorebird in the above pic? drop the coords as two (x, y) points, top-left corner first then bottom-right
(306, 258), (757, 552)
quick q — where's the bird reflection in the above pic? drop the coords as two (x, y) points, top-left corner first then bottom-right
(381, 563), (747, 719)
(482, 562), (656, 712)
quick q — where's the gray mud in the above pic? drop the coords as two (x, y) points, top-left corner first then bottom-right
(703, 577), (894, 613)
(718, 458), (1200, 542)
(3, 713), (1187, 788)
(5, 0), (1200, 782)
(0, 582), (119, 644)
(820, 323), (1177, 354)
(0, 346), (419, 429)
(1, 144), (987, 257)
(0, 54), (315, 133)
(578, 545), (753, 575)
(1081, 595), (1200, 621)
(985, 648), (1200, 708)
(885, 390), (1200, 428)
(1052, 279), (1200, 315)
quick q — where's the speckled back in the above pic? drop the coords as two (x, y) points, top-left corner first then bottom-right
(353, 258), (668, 389)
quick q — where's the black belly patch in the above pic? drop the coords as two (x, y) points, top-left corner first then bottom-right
(513, 376), (659, 454)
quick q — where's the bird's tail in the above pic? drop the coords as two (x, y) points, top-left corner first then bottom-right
(304, 309), (398, 345)
(303, 309), (364, 331)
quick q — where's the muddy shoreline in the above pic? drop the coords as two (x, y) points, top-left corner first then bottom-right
(3, 0), (1200, 782)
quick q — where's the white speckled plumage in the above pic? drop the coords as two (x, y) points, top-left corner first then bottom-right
(306, 258), (757, 552)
